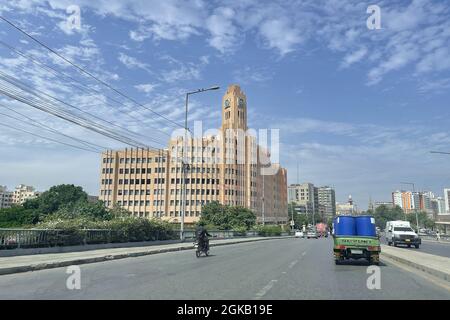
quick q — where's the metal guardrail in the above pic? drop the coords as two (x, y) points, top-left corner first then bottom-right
(0, 228), (292, 250)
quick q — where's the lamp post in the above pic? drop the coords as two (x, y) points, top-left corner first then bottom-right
(180, 86), (220, 242)
(400, 182), (420, 232)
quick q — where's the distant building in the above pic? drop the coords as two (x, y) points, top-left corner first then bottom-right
(87, 195), (99, 203)
(317, 186), (336, 220)
(288, 183), (317, 216)
(392, 190), (414, 213)
(336, 195), (358, 215)
(0, 186), (13, 209)
(445, 188), (450, 213)
(12, 184), (39, 205)
(431, 197), (446, 215)
(374, 201), (394, 209)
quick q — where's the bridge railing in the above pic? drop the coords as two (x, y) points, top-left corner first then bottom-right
(0, 228), (293, 250)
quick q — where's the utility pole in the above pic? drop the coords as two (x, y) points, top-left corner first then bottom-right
(180, 86), (220, 242)
(262, 174), (265, 225)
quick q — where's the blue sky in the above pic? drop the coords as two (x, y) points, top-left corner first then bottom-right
(0, 0), (450, 209)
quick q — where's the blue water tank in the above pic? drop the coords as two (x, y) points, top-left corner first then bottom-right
(334, 216), (356, 236)
(355, 215), (376, 237)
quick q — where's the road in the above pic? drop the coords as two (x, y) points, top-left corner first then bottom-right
(0, 238), (449, 299)
(380, 236), (450, 258)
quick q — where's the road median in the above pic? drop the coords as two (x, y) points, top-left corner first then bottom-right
(380, 244), (450, 283)
(0, 236), (292, 276)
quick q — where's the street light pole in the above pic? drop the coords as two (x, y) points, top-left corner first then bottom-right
(180, 86), (220, 242)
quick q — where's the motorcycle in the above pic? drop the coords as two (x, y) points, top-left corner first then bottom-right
(194, 239), (209, 258)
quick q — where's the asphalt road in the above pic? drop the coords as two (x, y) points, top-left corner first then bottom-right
(0, 238), (449, 299)
(380, 236), (450, 258)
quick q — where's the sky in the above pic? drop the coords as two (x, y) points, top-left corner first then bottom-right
(0, 0), (450, 209)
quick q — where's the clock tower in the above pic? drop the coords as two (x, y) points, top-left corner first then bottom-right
(221, 84), (247, 131)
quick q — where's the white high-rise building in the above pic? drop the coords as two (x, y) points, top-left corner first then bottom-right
(444, 188), (450, 213)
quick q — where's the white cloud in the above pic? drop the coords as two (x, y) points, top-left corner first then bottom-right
(259, 18), (302, 56)
(118, 52), (152, 73)
(206, 7), (239, 54)
(341, 47), (368, 69)
(134, 83), (158, 93)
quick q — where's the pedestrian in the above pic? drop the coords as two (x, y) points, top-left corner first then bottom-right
(436, 230), (440, 242)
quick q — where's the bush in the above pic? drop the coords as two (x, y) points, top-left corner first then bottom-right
(255, 225), (282, 236)
(35, 217), (177, 245)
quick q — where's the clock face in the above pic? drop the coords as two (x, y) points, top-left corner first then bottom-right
(224, 99), (230, 108)
(238, 98), (245, 108)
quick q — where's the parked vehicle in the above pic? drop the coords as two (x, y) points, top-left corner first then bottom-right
(385, 220), (421, 248)
(307, 230), (318, 239)
(295, 230), (304, 238)
(333, 215), (380, 265)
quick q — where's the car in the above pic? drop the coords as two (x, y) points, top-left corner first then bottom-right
(295, 230), (304, 238)
(306, 230), (318, 239)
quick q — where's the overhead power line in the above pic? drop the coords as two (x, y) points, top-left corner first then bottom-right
(0, 77), (155, 149)
(0, 15), (184, 129)
(0, 103), (107, 152)
(0, 71), (167, 149)
(0, 121), (100, 153)
(0, 39), (171, 139)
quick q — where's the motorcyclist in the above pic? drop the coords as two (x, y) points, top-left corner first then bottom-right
(196, 223), (211, 252)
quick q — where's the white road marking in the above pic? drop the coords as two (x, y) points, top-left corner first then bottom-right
(288, 260), (298, 269)
(302, 252), (307, 257)
(255, 280), (278, 299)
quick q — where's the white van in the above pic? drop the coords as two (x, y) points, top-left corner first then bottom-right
(385, 220), (421, 248)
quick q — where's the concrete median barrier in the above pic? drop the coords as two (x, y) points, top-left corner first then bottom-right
(380, 244), (450, 283)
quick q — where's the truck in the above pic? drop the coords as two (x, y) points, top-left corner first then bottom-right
(333, 216), (381, 265)
(385, 220), (421, 248)
(316, 223), (328, 237)
(333, 235), (381, 265)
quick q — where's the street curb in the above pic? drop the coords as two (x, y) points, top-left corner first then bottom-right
(0, 236), (292, 276)
(380, 251), (450, 283)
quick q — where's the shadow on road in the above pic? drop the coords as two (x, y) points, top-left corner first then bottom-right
(335, 259), (385, 267)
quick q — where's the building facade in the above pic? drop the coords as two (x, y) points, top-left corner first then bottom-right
(317, 186), (336, 220)
(445, 188), (450, 213)
(392, 190), (414, 213)
(0, 186), (13, 209)
(99, 85), (288, 224)
(12, 184), (39, 205)
(288, 183), (317, 215)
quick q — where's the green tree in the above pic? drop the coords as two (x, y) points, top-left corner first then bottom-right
(50, 200), (112, 221)
(199, 201), (256, 230)
(0, 206), (39, 228)
(406, 211), (435, 230)
(368, 205), (405, 229)
(24, 184), (88, 216)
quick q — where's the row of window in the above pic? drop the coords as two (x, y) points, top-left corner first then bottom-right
(118, 200), (164, 206)
(170, 178), (219, 185)
(117, 189), (164, 196)
(118, 168), (165, 174)
(102, 179), (113, 185)
(118, 199), (214, 208)
(117, 178), (165, 185)
(169, 200), (214, 206)
(171, 167), (220, 174)
(119, 157), (166, 164)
